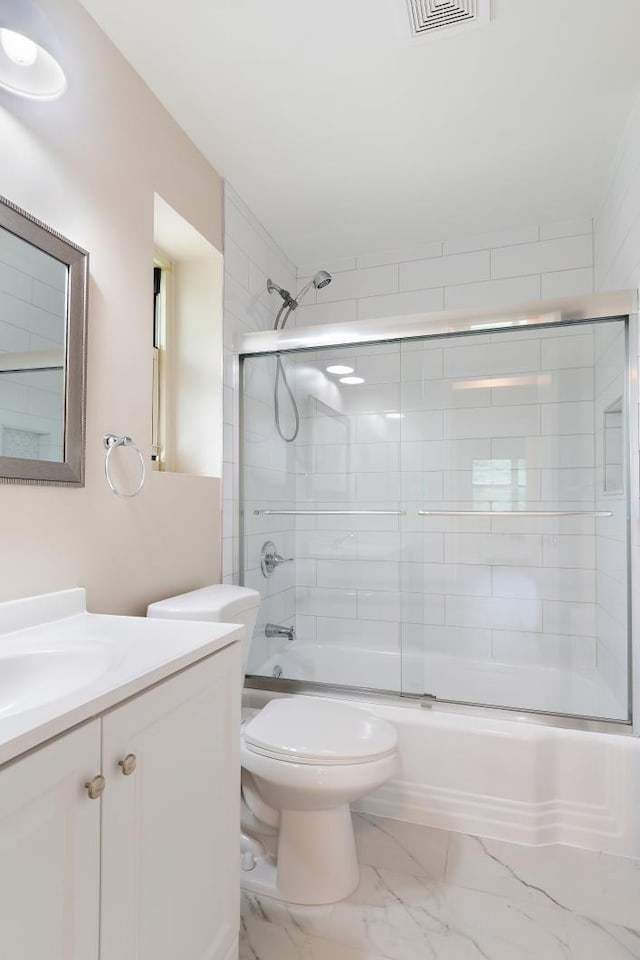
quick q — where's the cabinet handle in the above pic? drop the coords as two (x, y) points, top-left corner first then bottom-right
(118, 753), (137, 776)
(85, 775), (106, 800)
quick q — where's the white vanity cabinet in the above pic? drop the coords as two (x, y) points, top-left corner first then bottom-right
(100, 643), (240, 960)
(0, 642), (241, 960)
(0, 721), (102, 960)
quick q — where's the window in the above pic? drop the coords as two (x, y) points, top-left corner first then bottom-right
(152, 194), (223, 476)
(151, 252), (172, 471)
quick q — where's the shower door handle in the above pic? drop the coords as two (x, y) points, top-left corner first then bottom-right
(417, 509), (613, 517)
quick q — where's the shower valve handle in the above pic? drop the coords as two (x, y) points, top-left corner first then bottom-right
(260, 540), (294, 578)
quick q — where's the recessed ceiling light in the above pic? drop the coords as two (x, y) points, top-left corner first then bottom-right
(326, 365), (354, 375)
(385, 412), (405, 419)
(1, 30), (38, 66)
(0, 3), (67, 101)
(339, 376), (365, 385)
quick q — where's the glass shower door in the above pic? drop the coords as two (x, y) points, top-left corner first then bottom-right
(242, 341), (404, 692)
(399, 319), (630, 721)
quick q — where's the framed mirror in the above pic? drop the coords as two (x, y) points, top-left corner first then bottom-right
(0, 195), (87, 485)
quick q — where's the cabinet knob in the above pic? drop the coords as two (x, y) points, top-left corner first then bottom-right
(85, 775), (106, 800)
(118, 753), (137, 776)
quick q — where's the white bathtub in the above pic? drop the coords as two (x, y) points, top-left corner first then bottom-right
(256, 641), (624, 719)
(245, 682), (640, 859)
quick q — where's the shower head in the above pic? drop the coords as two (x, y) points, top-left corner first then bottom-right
(293, 269), (333, 307)
(312, 270), (332, 290)
(268, 269), (333, 330)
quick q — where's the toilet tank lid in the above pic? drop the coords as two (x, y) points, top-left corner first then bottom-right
(147, 584), (260, 621)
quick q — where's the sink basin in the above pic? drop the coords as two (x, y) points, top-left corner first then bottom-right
(0, 588), (241, 768)
(0, 647), (114, 719)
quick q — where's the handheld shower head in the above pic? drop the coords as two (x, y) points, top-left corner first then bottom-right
(267, 269), (333, 317)
(292, 269), (333, 307)
(313, 270), (332, 290)
(266, 268), (332, 445)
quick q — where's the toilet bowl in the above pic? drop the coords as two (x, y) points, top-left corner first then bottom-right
(241, 696), (398, 903)
(147, 584), (399, 905)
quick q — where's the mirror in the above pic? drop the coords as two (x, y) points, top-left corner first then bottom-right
(0, 195), (87, 485)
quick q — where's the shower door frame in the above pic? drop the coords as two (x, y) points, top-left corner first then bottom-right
(238, 307), (636, 735)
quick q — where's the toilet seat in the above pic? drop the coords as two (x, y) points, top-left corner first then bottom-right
(242, 697), (397, 765)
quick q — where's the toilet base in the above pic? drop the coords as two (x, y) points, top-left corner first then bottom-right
(240, 804), (360, 905)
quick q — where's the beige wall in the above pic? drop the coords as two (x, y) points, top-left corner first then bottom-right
(0, 0), (224, 614)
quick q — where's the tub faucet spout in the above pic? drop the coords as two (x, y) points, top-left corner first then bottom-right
(265, 623), (296, 643)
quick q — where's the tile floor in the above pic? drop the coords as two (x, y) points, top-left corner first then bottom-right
(240, 814), (640, 960)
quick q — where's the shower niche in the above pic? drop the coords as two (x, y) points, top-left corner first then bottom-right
(240, 315), (631, 724)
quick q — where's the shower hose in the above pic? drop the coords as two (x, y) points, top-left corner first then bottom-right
(273, 302), (299, 442)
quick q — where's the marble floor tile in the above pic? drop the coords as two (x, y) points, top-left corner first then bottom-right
(240, 914), (393, 960)
(240, 815), (640, 960)
(563, 914), (640, 960)
(445, 832), (640, 931)
(242, 865), (573, 960)
(353, 813), (450, 880)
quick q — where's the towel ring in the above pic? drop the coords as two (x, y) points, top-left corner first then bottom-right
(103, 434), (146, 499)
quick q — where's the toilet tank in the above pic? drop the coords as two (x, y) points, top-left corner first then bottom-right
(147, 585), (261, 679)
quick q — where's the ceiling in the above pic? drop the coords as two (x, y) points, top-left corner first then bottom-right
(78, 0), (640, 265)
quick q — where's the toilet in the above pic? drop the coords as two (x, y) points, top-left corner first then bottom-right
(147, 584), (399, 905)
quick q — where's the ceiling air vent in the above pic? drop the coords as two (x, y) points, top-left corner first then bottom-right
(407, 0), (490, 38)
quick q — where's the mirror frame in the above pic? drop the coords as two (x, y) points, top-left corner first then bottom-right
(0, 195), (88, 486)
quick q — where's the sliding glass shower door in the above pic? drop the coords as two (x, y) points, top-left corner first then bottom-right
(240, 316), (630, 722)
(241, 340), (404, 690)
(398, 319), (629, 720)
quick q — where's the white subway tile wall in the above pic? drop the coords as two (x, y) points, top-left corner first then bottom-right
(223, 184), (298, 669)
(295, 219), (594, 329)
(246, 322), (627, 718)
(594, 89), (640, 730)
(224, 191), (630, 717)
(594, 322), (628, 708)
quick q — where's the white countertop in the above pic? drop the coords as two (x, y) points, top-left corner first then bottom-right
(0, 588), (242, 767)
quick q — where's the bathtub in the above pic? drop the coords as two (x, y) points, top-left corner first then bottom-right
(245, 679), (640, 859)
(255, 641), (624, 720)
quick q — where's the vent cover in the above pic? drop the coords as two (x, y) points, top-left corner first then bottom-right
(407, 0), (490, 38)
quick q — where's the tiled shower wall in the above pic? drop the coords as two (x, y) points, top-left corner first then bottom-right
(286, 324), (617, 701)
(295, 219), (594, 327)
(594, 322), (627, 708)
(224, 189), (631, 705)
(594, 86), (640, 727)
(222, 184), (297, 666)
(0, 229), (66, 460)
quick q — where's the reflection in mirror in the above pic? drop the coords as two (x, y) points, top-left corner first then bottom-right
(0, 196), (87, 485)
(0, 229), (66, 461)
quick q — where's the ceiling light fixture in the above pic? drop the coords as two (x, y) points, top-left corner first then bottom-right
(326, 365), (354, 375)
(339, 376), (365, 385)
(2, 30), (37, 66)
(0, 0), (66, 100)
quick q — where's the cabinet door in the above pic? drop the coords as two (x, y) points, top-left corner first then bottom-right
(0, 721), (101, 960)
(101, 645), (241, 960)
